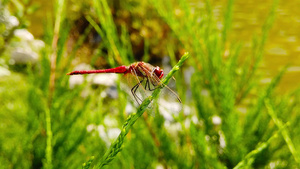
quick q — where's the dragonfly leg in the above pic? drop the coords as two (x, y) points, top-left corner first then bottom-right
(131, 78), (144, 104)
(145, 77), (162, 91)
(145, 78), (152, 91)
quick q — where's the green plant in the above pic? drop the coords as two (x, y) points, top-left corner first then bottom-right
(1, 0), (299, 168)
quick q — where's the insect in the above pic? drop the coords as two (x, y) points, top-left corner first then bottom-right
(67, 62), (181, 109)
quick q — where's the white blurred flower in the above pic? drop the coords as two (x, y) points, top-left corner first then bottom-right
(0, 66), (11, 76)
(205, 135), (210, 141)
(0, 8), (19, 34)
(212, 115), (222, 125)
(164, 121), (182, 136)
(92, 73), (118, 86)
(86, 124), (97, 132)
(11, 48), (39, 64)
(9, 29), (44, 64)
(68, 75), (84, 89)
(97, 125), (110, 145)
(159, 99), (182, 122)
(183, 105), (191, 116)
(219, 131), (226, 148)
(125, 102), (134, 114)
(155, 163), (164, 169)
(104, 115), (119, 128)
(184, 118), (191, 128)
(160, 110), (174, 121)
(31, 39), (45, 51)
(100, 90), (107, 98)
(14, 29), (34, 41)
(107, 128), (121, 141)
(8, 16), (19, 27)
(191, 115), (199, 124)
(88, 124), (121, 147)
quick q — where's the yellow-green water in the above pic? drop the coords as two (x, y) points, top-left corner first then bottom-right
(190, 0), (300, 92)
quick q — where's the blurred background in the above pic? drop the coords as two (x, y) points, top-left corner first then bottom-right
(0, 0), (300, 168)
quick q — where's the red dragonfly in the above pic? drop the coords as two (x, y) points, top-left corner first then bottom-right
(67, 62), (181, 106)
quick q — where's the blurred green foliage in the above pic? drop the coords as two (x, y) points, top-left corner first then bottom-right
(0, 0), (299, 169)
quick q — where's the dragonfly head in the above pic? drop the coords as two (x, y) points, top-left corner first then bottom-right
(154, 66), (164, 79)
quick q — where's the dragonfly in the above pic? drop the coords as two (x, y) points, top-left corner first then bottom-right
(67, 62), (181, 109)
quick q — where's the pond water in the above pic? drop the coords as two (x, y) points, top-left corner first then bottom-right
(190, 0), (300, 93)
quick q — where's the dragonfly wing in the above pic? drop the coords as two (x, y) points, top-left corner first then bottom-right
(121, 73), (152, 105)
(158, 84), (182, 115)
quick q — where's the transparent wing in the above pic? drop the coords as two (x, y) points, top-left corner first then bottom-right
(156, 78), (183, 120)
(121, 64), (182, 117)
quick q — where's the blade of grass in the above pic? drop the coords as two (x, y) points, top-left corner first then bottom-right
(82, 156), (95, 169)
(92, 0), (130, 65)
(96, 52), (189, 168)
(49, 0), (66, 102)
(45, 108), (53, 169)
(234, 122), (290, 169)
(265, 99), (300, 166)
(246, 66), (287, 139)
(45, 0), (67, 168)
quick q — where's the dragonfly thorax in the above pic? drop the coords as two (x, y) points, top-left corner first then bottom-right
(153, 66), (164, 79)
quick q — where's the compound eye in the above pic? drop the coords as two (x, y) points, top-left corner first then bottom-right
(154, 67), (164, 79)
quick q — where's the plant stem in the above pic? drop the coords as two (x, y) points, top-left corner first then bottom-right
(45, 108), (53, 169)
